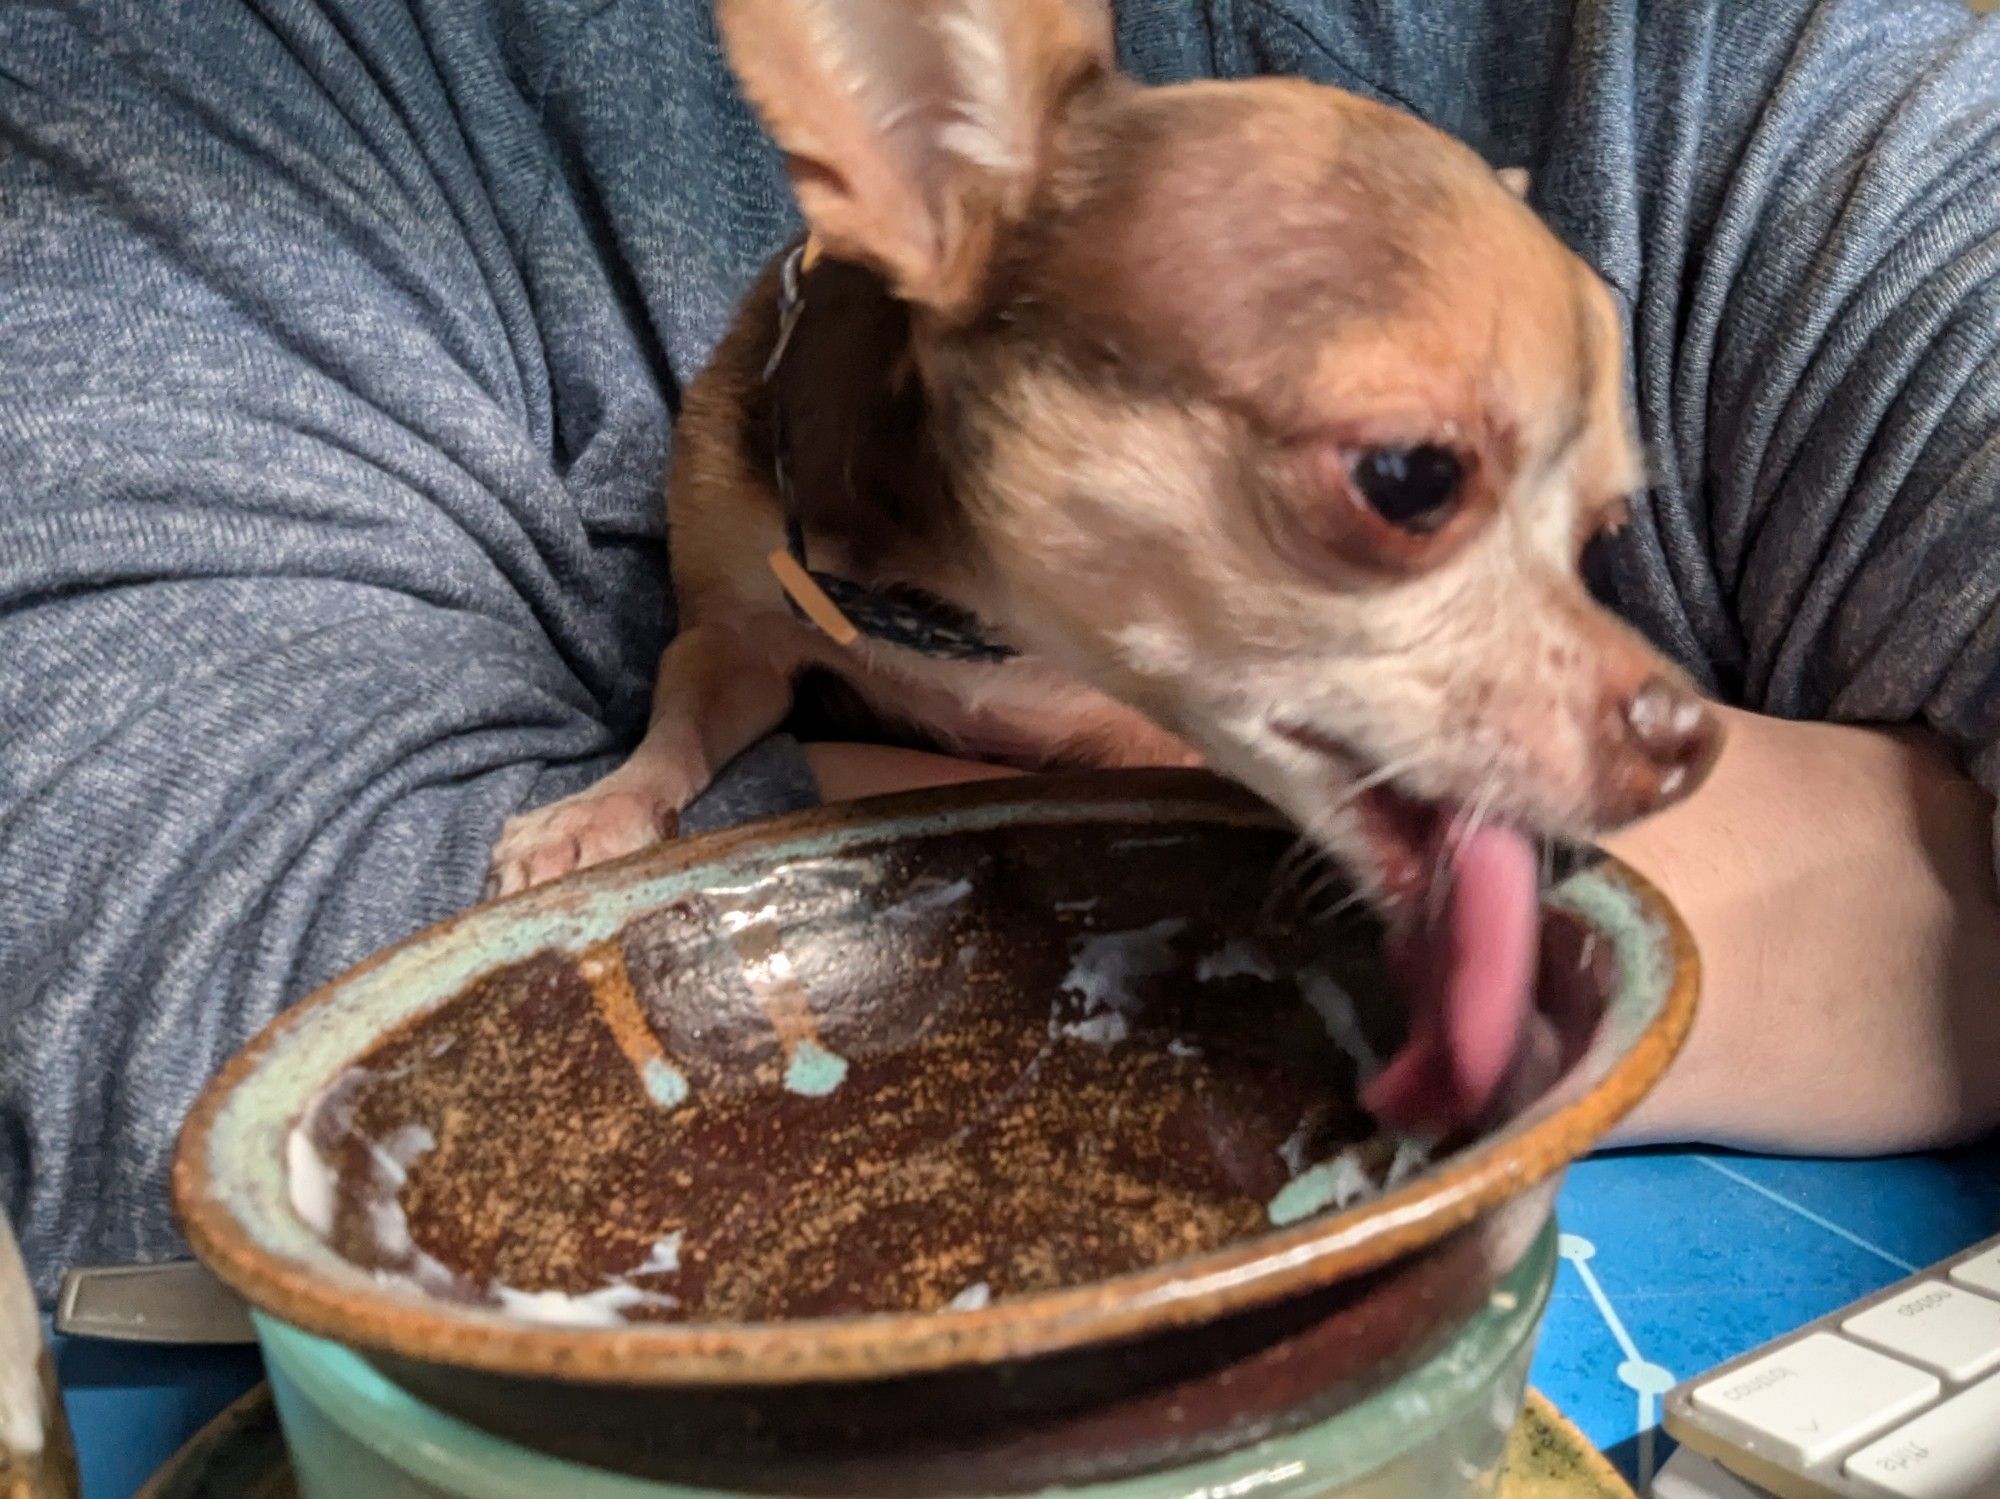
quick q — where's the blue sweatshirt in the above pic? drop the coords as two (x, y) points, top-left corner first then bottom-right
(3, 0), (1997, 1292)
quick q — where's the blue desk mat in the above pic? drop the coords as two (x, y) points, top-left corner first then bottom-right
(1533, 1144), (2000, 1492)
(57, 1144), (2000, 1499)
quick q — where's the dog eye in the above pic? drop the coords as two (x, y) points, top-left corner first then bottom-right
(1351, 445), (1465, 533)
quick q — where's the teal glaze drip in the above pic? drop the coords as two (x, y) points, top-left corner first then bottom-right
(783, 1040), (849, 1097)
(1267, 1160), (1354, 1226)
(641, 1058), (690, 1109)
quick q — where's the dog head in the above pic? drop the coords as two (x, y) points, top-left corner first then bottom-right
(719, 1), (1719, 1125)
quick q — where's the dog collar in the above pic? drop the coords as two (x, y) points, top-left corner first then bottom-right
(761, 237), (1020, 664)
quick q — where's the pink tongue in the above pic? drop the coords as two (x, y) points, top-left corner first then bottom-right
(1363, 824), (1540, 1135)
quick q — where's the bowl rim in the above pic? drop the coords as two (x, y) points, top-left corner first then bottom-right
(173, 768), (1698, 1386)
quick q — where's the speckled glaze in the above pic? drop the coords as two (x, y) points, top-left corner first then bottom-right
(174, 770), (1696, 1494)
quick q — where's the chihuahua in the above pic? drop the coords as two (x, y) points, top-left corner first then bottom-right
(489, 0), (1720, 1134)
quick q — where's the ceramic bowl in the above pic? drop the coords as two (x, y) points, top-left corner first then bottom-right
(174, 770), (1695, 1495)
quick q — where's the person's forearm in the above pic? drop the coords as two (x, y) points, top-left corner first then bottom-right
(802, 743), (1025, 801)
(804, 708), (2000, 1155)
(1602, 706), (2000, 1153)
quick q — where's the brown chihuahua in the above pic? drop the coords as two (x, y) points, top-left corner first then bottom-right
(490, 0), (1720, 1134)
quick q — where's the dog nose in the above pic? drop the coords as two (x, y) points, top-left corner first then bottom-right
(1619, 676), (1720, 800)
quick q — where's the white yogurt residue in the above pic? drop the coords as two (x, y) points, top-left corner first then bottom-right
(490, 1230), (687, 1326)
(946, 1281), (994, 1311)
(286, 1125), (338, 1240)
(1050, 917), (1186, 1046)
(361, 1124), (436, 1262)
(1265, 1129), (1433, 1228)
(1060, 1012), (1130, 1046)
(1276, 1117), (1316, 1178)
(885, 877), (974, 922)
(1298, 971), (1382, 1078)
(285, 1066), (466, 1297)
(1195, 940), (1277, 983)
(492, 1282), (680, 1328)
(630, 1231), (684, 1277)
(1384, 1135), (1433, 1189)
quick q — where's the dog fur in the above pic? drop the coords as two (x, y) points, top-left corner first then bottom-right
(489, 0), (1718, 906)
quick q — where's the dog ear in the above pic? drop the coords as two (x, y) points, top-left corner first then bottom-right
(717, 0), (1114, 319)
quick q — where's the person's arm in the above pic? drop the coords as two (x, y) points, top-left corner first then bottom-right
(1579, 0), (2000, 1150)
(1602, 708), (2000, 1152)
(0, 0), (809, 1298)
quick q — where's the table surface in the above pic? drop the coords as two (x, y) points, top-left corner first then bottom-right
(55, 1143), (2000, 1498)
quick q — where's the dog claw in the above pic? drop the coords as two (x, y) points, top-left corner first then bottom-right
(487, 789), (680, 897)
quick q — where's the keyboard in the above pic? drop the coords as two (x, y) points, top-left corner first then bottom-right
(1658, 1230), (2000, 1497)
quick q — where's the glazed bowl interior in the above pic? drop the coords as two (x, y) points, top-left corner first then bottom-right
(175, 770), (1692, 1432)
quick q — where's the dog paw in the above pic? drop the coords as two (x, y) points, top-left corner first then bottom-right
(487, 789), (680, 898)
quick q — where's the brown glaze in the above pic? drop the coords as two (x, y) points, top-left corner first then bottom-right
(301, 815), (1406, 1324)
(175, 771), (1697, 1482)
(373, 1205), (1552, 1493)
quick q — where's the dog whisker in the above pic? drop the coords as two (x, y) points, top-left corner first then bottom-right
(1262, 832), (1328, 927)
(1306, 887), (1370, 930)
(1258, 747), (1444, 931)
(1427, 767), (1501, 928)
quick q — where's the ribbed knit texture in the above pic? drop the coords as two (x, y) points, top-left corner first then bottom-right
(3, 0), (1996, 1294)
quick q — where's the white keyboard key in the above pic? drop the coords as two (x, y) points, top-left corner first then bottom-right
(1689, 1332), (1940, 1467)
(1651, 1447), (1768, 1498)
(1842, 1280), (2000, 1382)
(1844, 1372), (2000, 1498)
(1947, 1245), (2000, 1301)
